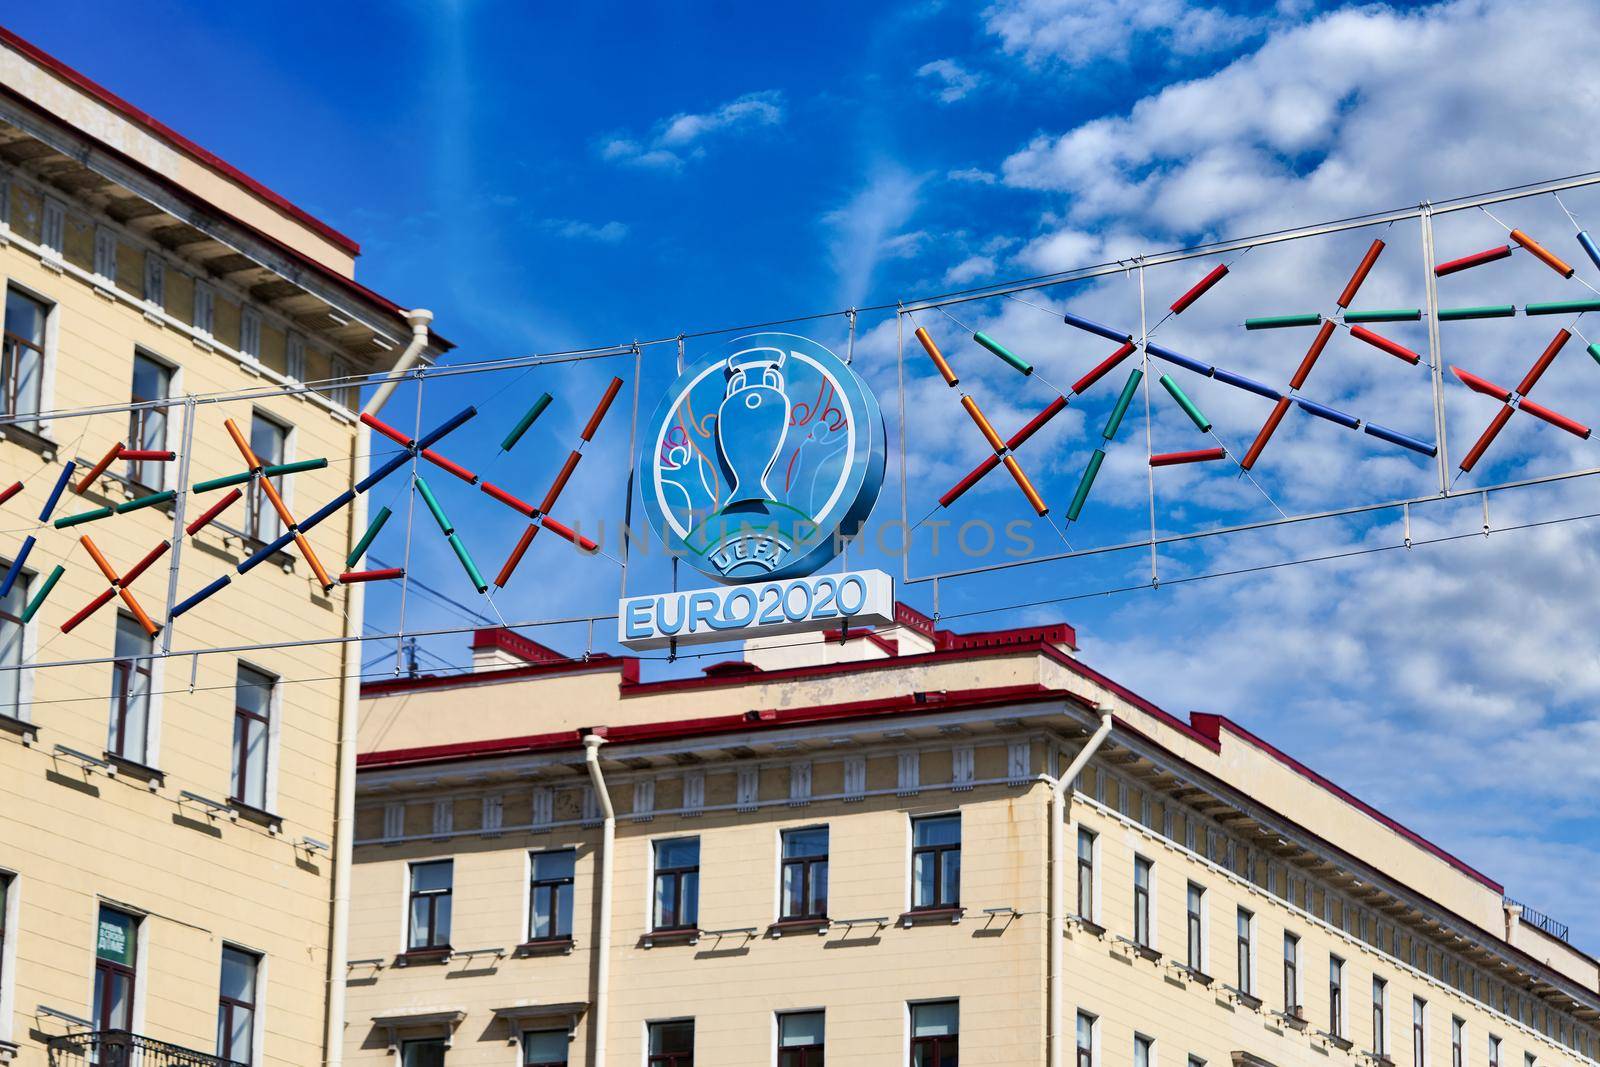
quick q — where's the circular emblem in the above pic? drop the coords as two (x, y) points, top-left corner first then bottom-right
(640, 332), (886, 583)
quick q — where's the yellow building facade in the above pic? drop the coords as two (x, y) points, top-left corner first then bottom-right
(349, 614), (1600, 1067)
(0, 28), (445, 1067)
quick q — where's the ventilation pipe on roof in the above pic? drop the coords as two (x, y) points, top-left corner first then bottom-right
(583, 734), (617, 1067)
(324, 309), (433, 1067)
(1049, 709), (1114, 1067)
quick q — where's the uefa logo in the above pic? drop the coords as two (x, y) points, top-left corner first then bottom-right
(639, 332), (887, 583)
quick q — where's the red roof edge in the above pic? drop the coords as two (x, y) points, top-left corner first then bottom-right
(0, 27), (360, 257)
(358, 683), (1076, 769)
(469, 627), (567, 665)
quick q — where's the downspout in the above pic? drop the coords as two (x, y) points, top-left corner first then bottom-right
(324, 309), (433, 1067)
(1049, 709), (1114, 1067)
(583, 734), (616, 1067)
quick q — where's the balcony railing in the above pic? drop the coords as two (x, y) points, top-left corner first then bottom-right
(47, 1031), (243, 1067)
(1505, 896), (1571, 943)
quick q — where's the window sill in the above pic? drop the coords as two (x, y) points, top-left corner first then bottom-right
(1172, 963), (1213, 987)
(1222, 985), (1263, 1011)
(1273, 1009), (1308, 1031)
(228, 800), (283, 832)
(1318, 1034), (1353, 1052)
(1113, 934), (1161, 962)
(103, 751), (164, 789)
(641, 927), (700, 948)
(0, 713), (38, 746)
(899, 906), (965, 928)
(514, 937), (575, 957)
(394, 947), (453, 967)
(1, 422), (58, 462)
(768, 917), (831, 938)
(1362, 1052), (1390, 1064)
(1068, 915), (1106, 937)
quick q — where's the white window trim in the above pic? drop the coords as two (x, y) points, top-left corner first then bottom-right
(0, 868), (18, 1043)
(1076, 1009), (1100, 1067)
(218, 942), (268, 1067)
(1134, 853), (1157, 950)
(1186, 880), (1208, 975)
(1135, 1031), (1157, 1067)
(1077, 824), (1101, 924)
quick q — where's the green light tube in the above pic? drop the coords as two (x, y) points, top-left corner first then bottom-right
(263, 458), (328, 478)
(1524, 298), (1600, 316)
(192, 471), (253, 493)
(21, 564), (64, 623)
(53, 506), (114, 529)
(1066, 449), (1106, 522)
(346, 505), (393, 568)
(501, 393), (554, 452)
(1437, 305), (1516, 321)
(447, 532), (487, 593)
(1160, 374), (1211, 432)
(1588, 341), (1600, 367)
(415, 475), (453, 535)
(1343, 308), (1421, 323)
(973, 331), (1033, 375)
(116, 490), (176, 514)
(1103, 368), (1144, 441)
(1244, 313), (1322, 330)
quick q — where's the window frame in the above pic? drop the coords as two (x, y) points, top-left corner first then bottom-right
(1414, 997), (1427, 1067)
(651, 837), (701, 933)
(0, 554), (35, 723)
(908, 999), (959, 1067)
(779, 826), (829, 922)
(108, 613), (155, 766)
(1185, 881), (1206, 974)
(521, 1028), (569, 1067)
(1329, 955), (1345, 1038)
(406, 860), (454, 953)
(1283, 931), (1300, 1015)
(527, 848), (576, 943)
(1133, 855), (1154, 948)
(2, 283), (53, 426)
(0, 870), (13, 1043)
(1488, 1035), (1501, 1067)
(91, 905), (139, 1034)
(399, 1038), (446, 1067)
(243, 410), (291, 543)
(776, 1009), (825, 1067)
(1236, 907), (1255, 996)
(126, 351), (176, 491)
(1451, 1017), (1464, 1067)
(646, 1018), (694, 1067)
(1076, 1010), (1097, 1067)
(216, 944), (260, 1066)
(1134, 1033), (1155, 1067)
(1076, 828), (1097, 922)
(230, 662), (277, 811)
(909, 813), (961, 912)
(1374, 977), (1388, 1057)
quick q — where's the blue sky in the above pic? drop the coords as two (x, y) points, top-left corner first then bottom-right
(10, 0), (1600, 948)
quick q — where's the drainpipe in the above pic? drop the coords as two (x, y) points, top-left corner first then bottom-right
(324, 309), (433, 1067)
(583, 734), (616, 1067)
(1049, 709), (1114, 1067)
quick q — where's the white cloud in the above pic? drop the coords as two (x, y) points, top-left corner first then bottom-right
(943, 254), (996, 285)
(823, 166), (927, 305)
(917, 58), (983, 102)
(599, 90), (785, 170)
(948, 167), (998, 185)
(984, 0), (1268, 66)
(543, 218), (629, 243)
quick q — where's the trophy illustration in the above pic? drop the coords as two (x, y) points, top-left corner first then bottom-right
(714, 348), (790, 513)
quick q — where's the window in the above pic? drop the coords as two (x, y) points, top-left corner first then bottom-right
(781, 827), (828, 921)
(911, 815), (960, 911)
(92, 906), (138, 1033)
(407, 861), (453, 951)
(0, 872), (10, 992)
(648, 1020), (693, 1066)
(1414, 998), (1427, 1067)
(1133, 857), (1153, 947)
(1076, 1012), (1096, 1067)
(778, 1011), (824, 1067)
(0, 556), (28, 718)
(528, 849), (575, 942)
(1278, 932), (1298, 1014)
(401, 1039), (445, 1067)
(1236, 908), (1254, 996)
(910, 1001), (958, 1066)
(2, 288), (46, 418)
(1523, 1054), (1534, 1067)
(1329, 956), (1344, 1038)
(1489, 1036), (1501, 1067)
(127, 354), (173, 489)
(1373, 978), (1388, 1057)
(652, 838), (700, 931)
(245, 413), (289, 541)
(231, 665), (274, 809)
(1186, 883), (1205, 973)
(108, 614), (154, 764)
(1076, 829), (1096, 920)
(522, 1030), (567, 1067)
(1452, 1018), (1464, 1067)
(1135, 1035), (1154, 1067)
(216, 946), (258, 1065)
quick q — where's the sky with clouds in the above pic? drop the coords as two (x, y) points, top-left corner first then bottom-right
(10, 0), (1600, 948)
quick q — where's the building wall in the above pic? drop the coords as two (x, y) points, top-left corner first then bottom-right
(0, 171), (366, 1065)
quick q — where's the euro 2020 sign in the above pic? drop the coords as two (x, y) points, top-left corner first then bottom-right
(620, 332), (894, 648)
